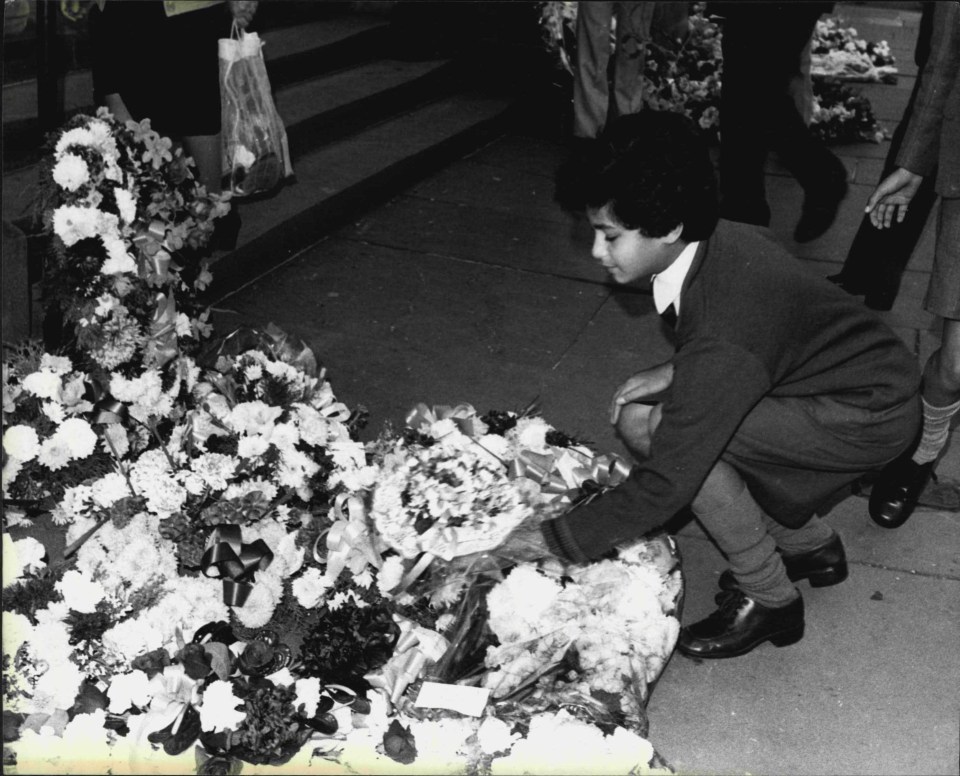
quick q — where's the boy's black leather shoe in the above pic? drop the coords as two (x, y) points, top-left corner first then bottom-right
(677, 590), (804, 659)
(869, 456), (935, 528)
(717, 534), (847, 592)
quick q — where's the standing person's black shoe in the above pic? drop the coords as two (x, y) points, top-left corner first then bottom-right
(868, 455), (936, 528)
(717, 533), (847, 592)
(794, 165), (849, 243)
(677, 590), (804, 659)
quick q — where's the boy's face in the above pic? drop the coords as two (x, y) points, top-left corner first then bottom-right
(588, 204), (683, 285)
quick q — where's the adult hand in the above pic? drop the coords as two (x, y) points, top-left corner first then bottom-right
(865, 167), (924, 229)
(610, 362), (674, 424)
(228, 0), (258, 29)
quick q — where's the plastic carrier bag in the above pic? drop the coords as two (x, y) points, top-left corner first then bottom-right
(219, 23), (293, 197)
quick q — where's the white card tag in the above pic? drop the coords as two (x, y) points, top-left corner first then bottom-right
(414, 681), (490, 717)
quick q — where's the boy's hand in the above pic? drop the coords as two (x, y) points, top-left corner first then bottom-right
(865, 167), (923, 229)
(610, 362), (674, 424)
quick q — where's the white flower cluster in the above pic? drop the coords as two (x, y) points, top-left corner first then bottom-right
(483, 540), (681, 719)
(1, 356), (100, 497)
(370, 435), (534, 562)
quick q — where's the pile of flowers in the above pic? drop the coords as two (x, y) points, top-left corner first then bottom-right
(39, 108), (230, 374)
(3, 358), (682, 772)
(538, 1), (893, 144)
(811, 16), (898, 83)
(2, 109), (682, 774)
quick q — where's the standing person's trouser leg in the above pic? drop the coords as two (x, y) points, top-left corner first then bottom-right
(611, 2), (655, 122)
(573, 1), (615, 138)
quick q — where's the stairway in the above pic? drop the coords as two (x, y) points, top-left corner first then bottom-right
(1, 1), (544, 320)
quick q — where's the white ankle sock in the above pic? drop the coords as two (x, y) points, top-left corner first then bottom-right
(912, 397), (960, 465)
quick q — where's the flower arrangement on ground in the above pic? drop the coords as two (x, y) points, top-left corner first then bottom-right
(3, 108), (682, 774)
(39, 108), (230, 374)
(538, 2), (894, 144)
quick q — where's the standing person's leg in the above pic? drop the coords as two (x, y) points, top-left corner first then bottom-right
(573, 2), (615, 138)
(717, 7), (773, 226)
(763, 5), (848, 243)
(610, 2), (655, 121)
(871, 197), (960, 524)
(828, 84), (939, 310)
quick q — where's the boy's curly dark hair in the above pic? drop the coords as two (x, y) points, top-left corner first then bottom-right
(555, 112), (718, 242)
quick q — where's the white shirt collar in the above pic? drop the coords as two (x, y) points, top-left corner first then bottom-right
(652, 241), (699, 315)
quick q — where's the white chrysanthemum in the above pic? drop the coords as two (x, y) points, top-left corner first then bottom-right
(55, 569), (107, 613)
(22, 370), (62, 399)
(237, 434), (269, 459)
(198, 680), (246, 733)
(91, 471), (130, 508)
(254, 523), (303, 579)
(55, 126), (96, 154)
(291, 566), (332, 609)
(114, 186), (137, 224)
(328, 439), (366, 470)
(2, 535), (47, 588)
(234, 570), (283, 629)
(152, 575), (227, 642)
(39, 354), (73, 375)
(52, 152), (90, 191)
(41, 399), (65, 424)
(37, 435), (72, 471)
(2, 424), (40, 462)
(376, 554), (406, 595)
(228, 400), (283, 436)
(50, 483), (93, 525)
(102, 614), (165, 658)
(52, 204), (100, 246)
(56, 417), (97, 458)
(100, 236), (137, 275)
(28, 659), (85, 716)
(107, 669), (154, 713)
(511, 416), (554, 454)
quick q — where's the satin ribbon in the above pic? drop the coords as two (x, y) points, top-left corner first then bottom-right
(364, 615), (449, 708)
(83, 380), (129, 425)
(313, 493), (382, 583)
(509, 446), (633, 506)
(144, 292), (179, 368)
(133, 219), (170, 283)
(405, 402), (485, 438)
(201, 524), (273, 607)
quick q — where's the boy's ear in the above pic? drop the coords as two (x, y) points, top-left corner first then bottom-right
(662, 223), (684, 244)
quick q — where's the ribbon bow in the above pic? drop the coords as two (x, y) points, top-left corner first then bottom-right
(201, 524), (273, 607)
(133, 219), (171, 283)
(365, 615), (449, 709)
(569, 453), (633, 507)
(144, 292), (179, 368)
(314, 493), (382, 583)
(405, 403), (485, 438)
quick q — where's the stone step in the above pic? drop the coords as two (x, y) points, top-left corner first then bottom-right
(1, 14), (392, 170)
(204, 91), (517, 303)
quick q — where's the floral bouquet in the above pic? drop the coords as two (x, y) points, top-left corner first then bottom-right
(811, 17), (898, 83)
(39, 108), (230, 373)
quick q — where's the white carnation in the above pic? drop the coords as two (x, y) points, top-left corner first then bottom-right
(114, 186), (137, 224)
(22, 370), (62, 399)
(2, 535), (47, 588)
(39, 354), (73, 375)
(56, 417), (97, 458)
(55, 569), (107, 613)
(100, 236), (137, 275)
(198, 680), (246, 733)
(52, 152), (90, 191)
(52, 205), (100, 246)
(2, 425), (40, 462)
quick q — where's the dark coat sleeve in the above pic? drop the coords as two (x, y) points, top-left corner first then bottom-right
(542, 337), (771, 562)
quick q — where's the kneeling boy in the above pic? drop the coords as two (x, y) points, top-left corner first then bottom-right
(541, 112), (921, 659)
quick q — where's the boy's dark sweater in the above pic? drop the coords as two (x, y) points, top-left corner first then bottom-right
(542, 220), (921, 563)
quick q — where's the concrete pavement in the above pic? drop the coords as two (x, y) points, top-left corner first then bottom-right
(208, 4), (958, 774)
